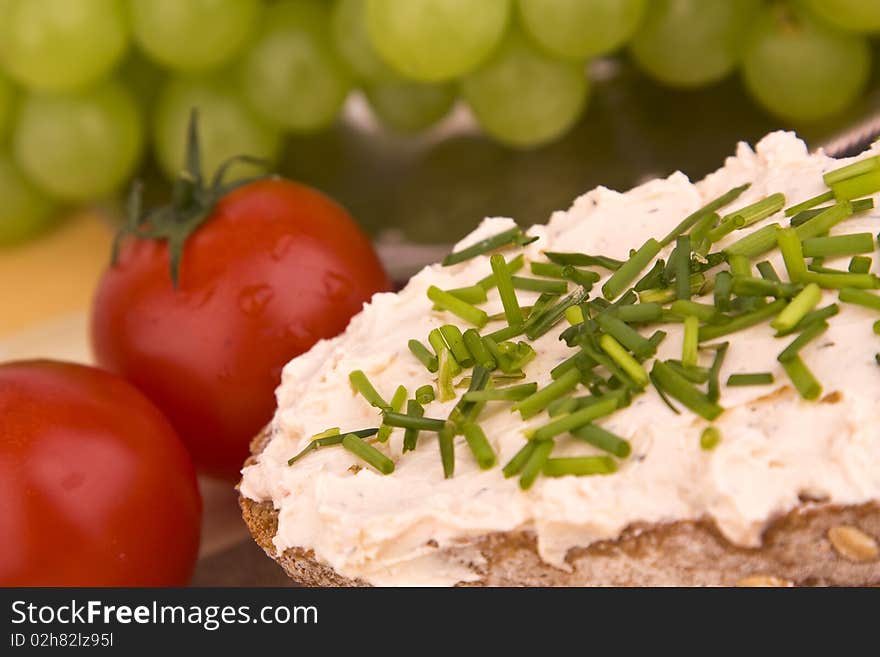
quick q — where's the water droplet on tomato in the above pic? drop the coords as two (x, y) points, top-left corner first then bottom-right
(239, 284), (273, 317)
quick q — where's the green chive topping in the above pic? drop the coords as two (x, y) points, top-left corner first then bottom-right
(463, 383), (538, 403)
(615, 302), (662, 323)
(602, 238), (662, 300)
(802, 233), (875, 258)
(681, 315), (700, 368)
(794, 201), (853, 241)
(824, 155), (880, 186)
(443, 285), (488, 305)
(831, 169), (880, 201)
(428, 328), (460, 374)
(706, 342), (729, 403)
(427, 286), (488, 327)
(519, 440), (554, 490)
(409, 339), (439, 373)
(838, 287), (880, 311)
(415, 384), (436, 405)
(849, 256), (872, 274)
(524, 287), (590, 340)
(770, 283), (822, 333)
(777, 228), (806, 283)
(382, 411), (447, 432)
(700, 426), (721, 451)
(503, 441), (536, 478)
(562, 265), (600, 289)
(724, 223), (781, 259)
(462, 422), (496, 469)
(543, 456), (617, 477)
(437, 347), (457, 402)
(650, 361), (723, 421)
(726, 372), (774, 386)
(595, 312), (656, 358)
(801, 271), (880, 289)
(342, 433), (394, 474)
(698, 299), (787, 341)
(529, 395), (620, 442)
(513, 368), (580, 419)
(599, 334), (649, 388)
(377, 385), (408, 442)
(785, 190), (834, 216)
(437, 422), (455, 478)
(777, 321), (829, 363)
(756, 261), (781, 282)
(564, 305), (585, 325)
(477, 254), (525, 290)
(781, 355), (822, 400)
(545, 251), (623, 270)
(443, 227), (526, 266)
(349, 370), (389, 410)
(462, 328), (496, 369)
(440, 324), (474, 367)
(402, 400), (424, 452)
(775, 303), (838, 336)
(491, 253), (524, 329)
(723, 192), (785, 229)
(571, 424), (631, 458)
(511, 276), (568, 294)
(660, 183), (751, 246)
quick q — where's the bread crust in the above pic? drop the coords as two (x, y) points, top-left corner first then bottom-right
(239, 429), (880, 586)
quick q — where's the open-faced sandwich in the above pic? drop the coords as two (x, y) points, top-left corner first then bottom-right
(240, 132), (880, 586)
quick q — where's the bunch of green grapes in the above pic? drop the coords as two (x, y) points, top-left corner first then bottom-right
(1, 0), (878, 246)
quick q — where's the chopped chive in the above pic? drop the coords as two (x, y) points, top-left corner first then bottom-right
(849, 256), (872, 274)
(650, 360), (723, 421)
(289, 428), (377, 465)
(402, 400), (424, 452)
(634, 259), (665, 291)
(723, 192), (785, 228)
(506, 341), (536, 371)
(649, 370), (681, 414)
(490, 253), (524, 329)
(519, 440), (554, 490)
(724, 223), (781, 259)
(660, 183), (751, 246)
(443, 227), (524, 266)
(777, 320), (829, 363)
(824, 155), (880, 186)
(728, 254), (751, 277)
(349, 370), (389, 410)
(781, 355), (822, 400)
(602, 238), (662, 299)
(648, 329), (668, 351)
(427, 286), (488, 327)
(599, 334), (649, 388)
(449, 365), (490, 428)
(700, 426), (721, 451)
(564, 304), (584, 326)
(543, 456), (617, 477)
(524, 287), (590, 340)
(547, 396), (579, 417)
(462, 422), (496, 469)
(785, 190), (835, 216)
(671, 299), (724, 323)
(777, 228), (807, 283)
(408, 339), (439, 373)
(438, 422), (455, 478)
(666, 360), (709, 383)
(545, 251), (623, 270)
(674, 235), (692, 300)
(550, 350), (594, 380)
(377, 385), (408, 442)
(481, 336), (512, 373)
(429, 328), (461, 375)
(462, 328), (496, 369)
(528, 291), (559, 320)
(529, 395), (620, 442)
(342, 434), (394, 475)
(638, 274), (705, 304)
(484, 324), (524, 343)
(682, 315), (700, 368)
(382, 411), (447, 432)
(706, 215), (743, 243)
(513, 369), (580, 419)
(415, 384), (435, 405)
(802, 232), (875, 258)
(463, 382), (538, 402)
(595, 313), (656, 358)
(439, 324), (474, 367)
(615, 302), (662, 323)
(510, 276), (568, 294)
(529, 261), (567, 278)
(838, 287), (880, 310)
(311, 427), (341, 441)
(571, 424), (631, 458)
(443, 285), (488, 305)
(731, 276), (800, 299)
(437, 348), (457, 402)
(714, 271), (733, 312)
(727, 372), (774, 386)
(477, 253), (525, 290)
(874, 320), (880, 335)
(775, 303), (838, 336)
(698, 299), (787, 341)
(770, 283), (822, 332)
(802, 271), (880, 289)
(830, 168), (880, 201)
(756, 261), (781, 282)
(562, 265), (600, 289)
(503, 441), (536, 478)
(794, 201), (853, 241)
(457, 372), (526, 388)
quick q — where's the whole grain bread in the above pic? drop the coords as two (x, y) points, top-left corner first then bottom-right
(239, 428), (880, 586)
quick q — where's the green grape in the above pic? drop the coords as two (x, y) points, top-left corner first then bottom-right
(518, 0), (646, 60)
(366, 0), (511, 82)
(629, 0), (759, 88)
(802, 0), (880, 34)
(0, 154), (56, 246)
(0, 72), (14, 143)
(240, 0), (353, 132)
(130, 0), (262, 72)
(742, 5), (870, 123)
(0, 0), (128, 92)
(461, 30), (588, 148)
(366, 81), (456, 132)
(13, 81), (143, 202)
(154, 75), (282, 182)
(331, 0), (396, 83)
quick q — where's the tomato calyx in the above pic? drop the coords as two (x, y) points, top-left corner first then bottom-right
(112, 110), (270, 286)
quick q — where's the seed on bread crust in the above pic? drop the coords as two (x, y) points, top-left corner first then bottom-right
(828, 526), (879, 562)
(735, 575), (794, 587)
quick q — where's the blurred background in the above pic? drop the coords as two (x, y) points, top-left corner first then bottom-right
(2, 0), (880, 583)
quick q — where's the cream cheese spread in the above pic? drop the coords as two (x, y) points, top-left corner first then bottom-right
(241, 132), (880, 586)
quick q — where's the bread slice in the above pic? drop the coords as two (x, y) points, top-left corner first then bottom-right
(239, 428), (880, 586)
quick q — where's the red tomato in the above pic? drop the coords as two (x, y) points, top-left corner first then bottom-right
(0, 360), (201, 586)
(91, 178), (390, 479)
